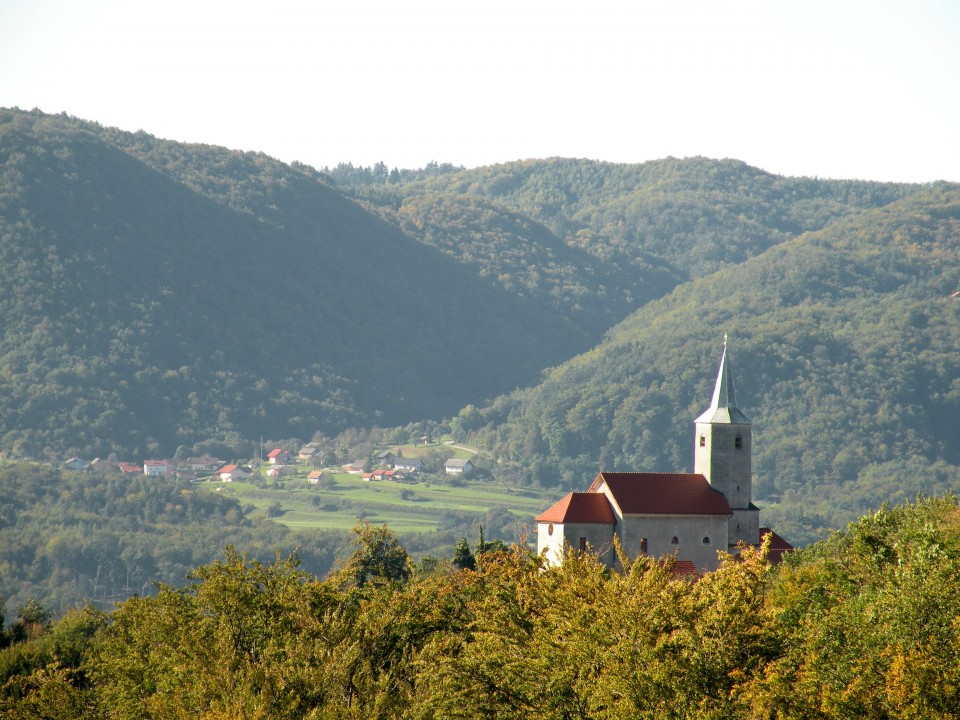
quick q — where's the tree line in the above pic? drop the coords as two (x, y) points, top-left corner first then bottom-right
(2, 495), (958, 718)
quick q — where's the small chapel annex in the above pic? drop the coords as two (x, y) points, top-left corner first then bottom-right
(536, 339), (793, 574)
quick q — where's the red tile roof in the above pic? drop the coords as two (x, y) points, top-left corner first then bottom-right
(267, 448), (284, 458)
(536, 492), (616, 524)
(588, 472), (732, 516)
(760, 527), (794, 564)
(669, 560), (700, 579)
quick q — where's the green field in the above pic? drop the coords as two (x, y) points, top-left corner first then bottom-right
(201, 467), (558, 534)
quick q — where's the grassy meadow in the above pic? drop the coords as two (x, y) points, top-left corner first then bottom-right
(200, 445), (558, 535)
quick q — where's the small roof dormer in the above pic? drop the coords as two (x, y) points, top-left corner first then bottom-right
(695, 336), (751, 425)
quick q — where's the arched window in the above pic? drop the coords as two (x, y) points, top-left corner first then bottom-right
(699, 434), (706, 447)
(735, 434), (743, 449)
(702, 536), (711, 544)
(670, 536), (679, 545)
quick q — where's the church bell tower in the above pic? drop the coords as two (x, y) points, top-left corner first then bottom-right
(694, 337), (760, 550)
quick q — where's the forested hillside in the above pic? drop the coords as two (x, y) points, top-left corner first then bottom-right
(456, 186), (960, 546)
(0, 462), (346, 614)
(330, 159), (960, 546)
(3, 107), (959, 550)
(0, 109), (588, 457)
(338, 155), (919, 283)
(3, 496), (959, 718)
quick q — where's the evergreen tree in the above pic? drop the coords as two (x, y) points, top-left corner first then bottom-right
(452, 537), (475, 571)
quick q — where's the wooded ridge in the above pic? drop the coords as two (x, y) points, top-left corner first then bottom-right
(2, 107), (959, 551)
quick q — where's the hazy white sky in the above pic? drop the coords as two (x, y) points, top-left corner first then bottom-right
(2, 0), (958, 182)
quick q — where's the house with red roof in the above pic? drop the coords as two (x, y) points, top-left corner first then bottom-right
(218, 464), (251, 482)
(267, 448), (290, 465)
(536, 338), (793, 574)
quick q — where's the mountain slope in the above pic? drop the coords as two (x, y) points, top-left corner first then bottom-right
(335, 157), (923, 342)
(0, 109), (588, 456)
(345, 156), (920, 278)
(466, 185), (960, 545)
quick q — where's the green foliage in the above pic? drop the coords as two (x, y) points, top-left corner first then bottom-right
(90, 547), (342, 719)
(1, 496), (958, 717)
(4, 107), (960, 554)
(451, 537), (475, 571)
(0, 108), (586, 458)
(335, 521), (412, 588)
(0, 462), (343, 613)
(463, 186), (960, 545)
(747, 497), (960, 718)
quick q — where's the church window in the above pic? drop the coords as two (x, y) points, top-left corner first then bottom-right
(735, 434), (743, 449)
(579, 537), (587, 552)
(699, 434), (706, 447)
(703, 536), (711, 544)
(670, 536), (679, 545)
(547, 523), (554, 536)
(640, 538), (648, 554)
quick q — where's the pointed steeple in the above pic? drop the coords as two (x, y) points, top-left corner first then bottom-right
(695, 335), (751, 424)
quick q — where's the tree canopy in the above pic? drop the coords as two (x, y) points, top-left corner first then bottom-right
(3, 495), (959, 718)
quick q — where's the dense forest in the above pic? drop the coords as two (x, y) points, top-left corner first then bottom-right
(0, 462), (344, 614)
(0, 109), (589, 457)
(2, 496), (958, 718)
(3, 107), (960, 555)
(0, 461), (525, 615)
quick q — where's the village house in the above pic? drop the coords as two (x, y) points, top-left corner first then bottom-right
(266, 464), (294, 478)
(143, 459), (170, 476)
(393, 457), (423, 474)
(444, 458), (473, 475)
(218, 464), (251, 482)
(298, 443), (321, 461)
(184, 456), (224, 472)
(267, 448), (291, 465)
(59, 457), (87, 472)
(536, 339), (792, 574)
(374, 449), (397, 468)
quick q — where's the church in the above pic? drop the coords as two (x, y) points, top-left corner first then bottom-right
(536, 339), (792, 573)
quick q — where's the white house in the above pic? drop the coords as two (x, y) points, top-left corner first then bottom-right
(393, 457), (424, 473)
(143, 459), (169, 476)
(444, 458), (473, 475)
(218, 464), (251, 482)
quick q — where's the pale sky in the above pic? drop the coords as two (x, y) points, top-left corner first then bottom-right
(2, 0), (958, 182)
